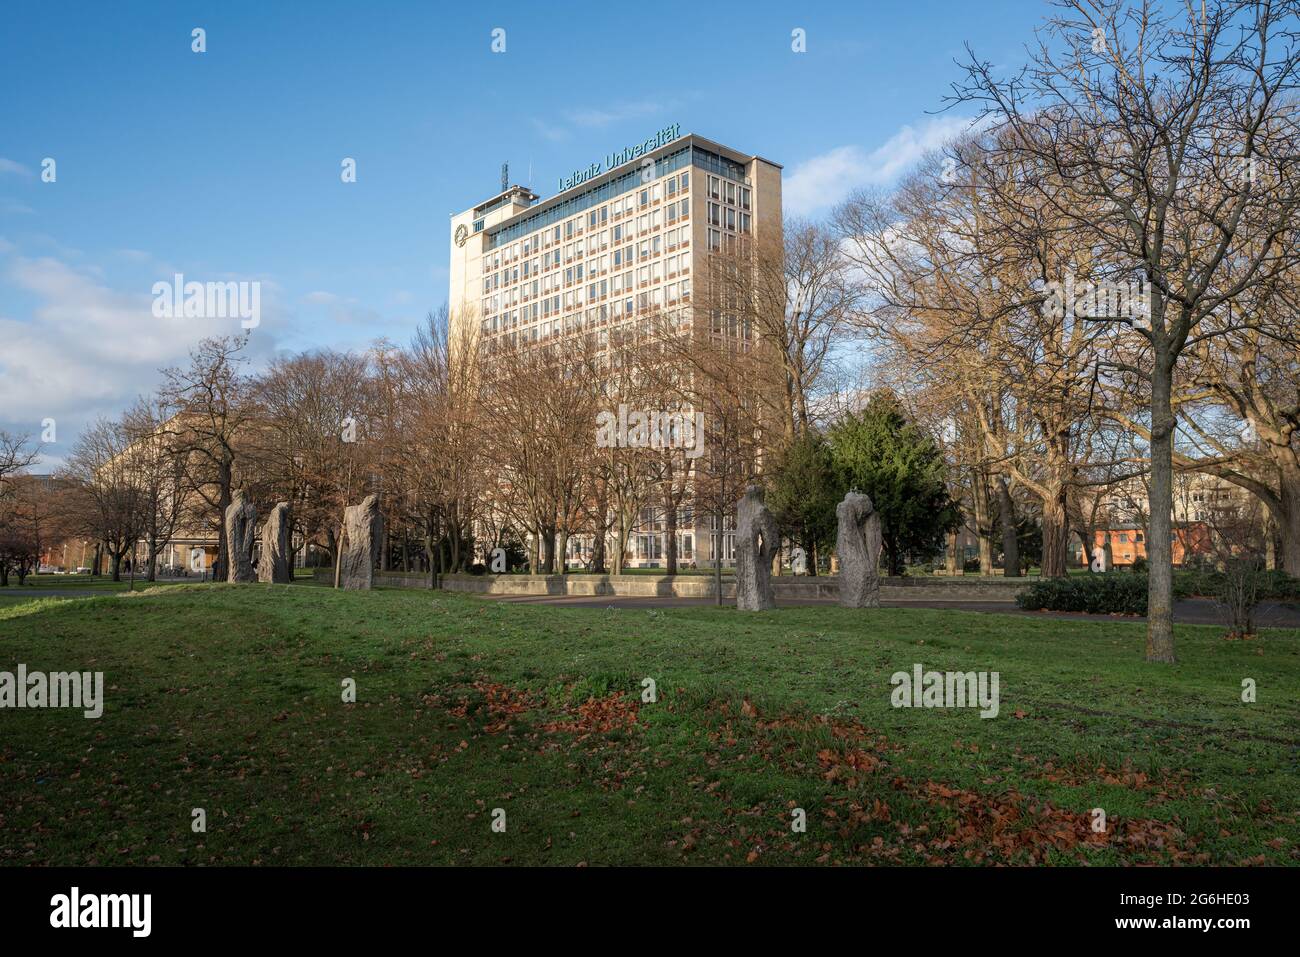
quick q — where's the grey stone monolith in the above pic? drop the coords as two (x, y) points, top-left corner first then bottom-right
(340, 494), (383, 590)
(736, 484), (779, 611)
(836, 491), (882, 607)
(224, 491), (257, 583)
(259, 501), (293, 584)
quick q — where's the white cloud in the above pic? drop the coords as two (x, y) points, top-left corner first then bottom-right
(0, 251), (285, 469)
(565, 100), (668, 129)
(0, 158), (31, 178)
(529, 118), (568, 143)
(784, 116), (983, 216)
(533, 100), (683, 144)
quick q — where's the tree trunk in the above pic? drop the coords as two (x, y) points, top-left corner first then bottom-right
(1276, 472), (1300, 576)
(448, 507), (463, 572)
(972, 473), (995, 574)
(946, 529), (959, 575)
(885, 537), (903, 576)
(1040, 489), (1069, 579)
(541, 528), (556, 574)
(614, 515), (630, 575)
(714, 523), (723, 606)
(664, 488), (679, 576)
(333, 520), (344, 589)
(997, 478), (1020, 577)
(1146, 358), (1177, 663)
(214, 462), (232, 582)
(1079, 527), (1094, 568)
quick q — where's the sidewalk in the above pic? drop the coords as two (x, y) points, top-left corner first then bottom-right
(480, 592), (1300, 628)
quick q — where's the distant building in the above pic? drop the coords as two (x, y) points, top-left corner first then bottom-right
(1082, 522), (1212, 567)
(448, 129), (782, 568)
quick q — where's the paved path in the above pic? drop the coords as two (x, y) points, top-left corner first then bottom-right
(479, 592), (1300, 628)
(8, 584), (1299, 629)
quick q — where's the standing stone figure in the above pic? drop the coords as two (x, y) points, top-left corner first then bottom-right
(340, 494), (383, 590)
(836, 491), (883, 608)
(224, 491), (258, 583)
(1091, 540), (1113, 573)
(735, 484), (779, 611)
(258, 501), (293, 584)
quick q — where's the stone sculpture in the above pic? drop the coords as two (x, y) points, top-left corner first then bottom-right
(836, 490), (882, 607)
(224, 491), (257, 583)
(735, 484), (779, 611)
(340, 494), (383, 590)
(258, 501), (293, 584)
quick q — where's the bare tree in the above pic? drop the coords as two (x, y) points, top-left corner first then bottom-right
(62, 417), (145, 582)
(248, 346), (378, 581)
(122, 398), (188, 580)
(951, 0), (1300, 660)
(158, 336), (255, 581)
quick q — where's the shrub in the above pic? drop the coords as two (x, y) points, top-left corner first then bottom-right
(1175, 567), (1300, 600)
(1015, 573), (1187, 615)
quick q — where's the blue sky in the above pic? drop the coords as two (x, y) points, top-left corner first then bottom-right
(0, 0), (1043, 466)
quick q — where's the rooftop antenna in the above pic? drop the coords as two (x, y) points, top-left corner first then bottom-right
(528, 157), (533, 189)
(501, 162), (508, 193)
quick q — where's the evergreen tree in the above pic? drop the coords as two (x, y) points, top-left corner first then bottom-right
(828, 393), (959, 575)
(767, 431), (840, 575)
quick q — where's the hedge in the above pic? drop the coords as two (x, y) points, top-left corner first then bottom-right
(1015, 573), (1175, 615)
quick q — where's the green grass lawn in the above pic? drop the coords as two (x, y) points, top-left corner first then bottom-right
(0, 575), (190, 606)
(2, 573), (192, 589)
(1, 584), (1296, 866)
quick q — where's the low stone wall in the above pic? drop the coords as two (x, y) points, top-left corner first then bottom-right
(312, 568), (1031, 602)
(310, 568), (423, 588)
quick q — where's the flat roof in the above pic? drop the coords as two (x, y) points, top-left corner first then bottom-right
(470, 185), (540, 217)
(462, 133), (779, 230)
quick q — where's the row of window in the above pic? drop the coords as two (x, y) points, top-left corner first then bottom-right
(482, 172), (751, 276)
(487, 249), (695, 303)
(706, 175), (751, 209)
(486, 206), (690, 277)
(480, 276), (695, 335)
(480, 305), (694, 352)
(482, 205), (691, 291)
(486, 147), (697, 249)
(482, 226), (693, 316)
(486, 171), (693, 264)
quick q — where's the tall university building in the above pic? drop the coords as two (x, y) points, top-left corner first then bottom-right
(449, 128), (782, 567)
